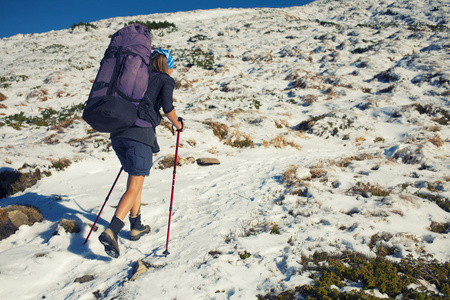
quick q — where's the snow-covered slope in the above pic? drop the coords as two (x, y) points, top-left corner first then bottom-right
(0, 0), (449, 298)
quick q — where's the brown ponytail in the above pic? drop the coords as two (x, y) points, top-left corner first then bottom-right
(151, 53), (169, 74)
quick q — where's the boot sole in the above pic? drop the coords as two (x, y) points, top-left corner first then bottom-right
(99, 232), (120, 258)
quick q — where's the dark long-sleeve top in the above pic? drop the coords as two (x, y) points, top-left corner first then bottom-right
(110, 72), (175, 153)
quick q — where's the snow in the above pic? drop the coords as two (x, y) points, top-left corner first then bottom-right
(0, 0), (449, 298)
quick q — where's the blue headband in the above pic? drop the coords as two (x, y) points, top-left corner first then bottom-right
(153, 49), (174, 69)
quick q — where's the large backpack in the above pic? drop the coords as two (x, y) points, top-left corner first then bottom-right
(82, 23), (152, 133)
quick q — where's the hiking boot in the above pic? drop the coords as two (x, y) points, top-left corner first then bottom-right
(99, 215), (124, 258)
(129, 212), (150, 241)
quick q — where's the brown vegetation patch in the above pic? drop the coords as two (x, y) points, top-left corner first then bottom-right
(262, 136), (301, 150)
(49, 158), (72, 171)
(27, 89), (49, 102)
(0, 208), (17, 240)
(392, 147), (422, 164)
(0, 205), (43, 240)
(309, 168), (327, 179)
(428, 135), (444, 147)
(156, 154), (181, 169)
(156, 154), (195, 169)
(282, 165), (299, 186)
(203, 120), (229, 141)
(332, 153), (376, 168)
(224, 131), (254, 148)
(0, 92), (7, 101)
(0, 168), (44, 199)
(43, 133), (60, 144)
(58, 219), (81, 233)
(346, 182), (392, 198)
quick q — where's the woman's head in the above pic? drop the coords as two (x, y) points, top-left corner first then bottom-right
(151, 49), (174, 74)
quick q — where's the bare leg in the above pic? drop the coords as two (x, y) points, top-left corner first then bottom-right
(114, 175), (145, 221)
(130, 181), (143, 217)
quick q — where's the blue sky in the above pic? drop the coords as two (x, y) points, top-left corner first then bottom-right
(0, 0), (314, 38)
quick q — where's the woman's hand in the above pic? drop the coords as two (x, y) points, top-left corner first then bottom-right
(176, 119), (185, 132)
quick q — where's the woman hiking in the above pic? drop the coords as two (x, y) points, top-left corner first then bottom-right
(99, 49), (184, 258)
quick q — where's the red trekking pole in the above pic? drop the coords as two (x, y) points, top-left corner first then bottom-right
(84, 167), (123, 244)
(163, 118), (183, 256)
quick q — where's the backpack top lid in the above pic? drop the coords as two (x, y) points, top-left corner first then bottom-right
(109, 24), (152, 64)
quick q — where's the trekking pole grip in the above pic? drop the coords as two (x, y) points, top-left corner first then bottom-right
(177, 117), (184, 132)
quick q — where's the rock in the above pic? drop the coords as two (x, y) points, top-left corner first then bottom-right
(74, 275), (94, 283)
(130, 259), (149, 281)
(0, 210), (18, 240)
(7, 210), (30, 228)
(196, 158), (221, 166)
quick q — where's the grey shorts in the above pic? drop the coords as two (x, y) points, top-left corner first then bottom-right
(111, 138), (153, 176)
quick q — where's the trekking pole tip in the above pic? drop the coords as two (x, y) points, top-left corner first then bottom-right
(163, 250), (170, 257)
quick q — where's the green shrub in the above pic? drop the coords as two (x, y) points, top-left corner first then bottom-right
(270, 224), (281, 235)
(125, 20), (176, 30)
(188, 34), (210, 43)
(239, 250), (251, 260)
(412, 104), (449, 126)
(369, 232), (397, 256)
(176, 48), (215, 70)
(0, 75), (29, 89)
(1, 103), (83, 130)
(70, 22), (97, 31)
(258, 251), (450, 299)
(414, 192), (450, 212)
(429, 221), (450, 233)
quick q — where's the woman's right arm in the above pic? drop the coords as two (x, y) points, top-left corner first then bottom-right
(166, 109), (184, 131)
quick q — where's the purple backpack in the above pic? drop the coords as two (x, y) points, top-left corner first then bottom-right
(82, 24), (152, 133)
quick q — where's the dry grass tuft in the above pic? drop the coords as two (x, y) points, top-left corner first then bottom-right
(275, 120), (290, 128)
(186, 139), (197, 147)
(428, 135), (444, 147)
(0, 92), (7, 101)
(225, 131), (254, 148)
(43, 134), (60, 145)
(49, 158), (72, 171)
(156, 154), (183, 169)
(262, 136), (301, 150)
(282, 165), (299, 186)
(331, 153), (376, 168)
(374, 137), (385, 143)
(58, 219), (81, 233)
(27, 89), (49, 102)
(392, 147), (422, 164)
(309, 168), (327, 179)
(354, 137), (366, 146)
(203, 120), (253, 148)
(203, 120), (229, 141)
(346, 182), (391, 198)
(160, 119), (173, 132)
